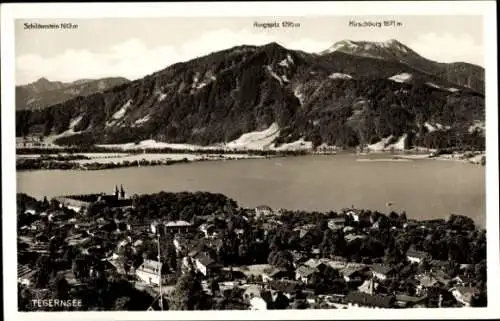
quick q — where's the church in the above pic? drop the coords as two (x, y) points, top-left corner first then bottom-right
(54, 184), (132, 214)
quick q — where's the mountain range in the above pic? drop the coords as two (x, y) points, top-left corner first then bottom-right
(16, 77), (130, 111)
(15, 39), (485, 151)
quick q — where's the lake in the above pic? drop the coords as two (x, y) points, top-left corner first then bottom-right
(16, 154), (486, 227)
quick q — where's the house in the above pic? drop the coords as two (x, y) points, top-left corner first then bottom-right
(294, 224), (315, 239)
(459, 263), (473, 271)
(344, 209), (361, 222)
(344, 291), (395, 308)
(343, 226), (355, 234)
(358, 278), (377, 295)
(325, 259), (348, 271)
(29, 242), (49, 254)
(163, 220), (194, 234)
(341, 265), (367, 283)
(53, 197), (90, 214)
(295, 265), (316, 284)
(327, 217), (346, 230)
(173, 236), (185, 253)
(430, 259), (449, 271)
(18, 264), (36, 286)
(394, 294), (428, 308)
(450, 287), (477, 307)
(371, 264), (397, 281)
(262, 267), (291, 283)
(415, 274), (449, 296)
(290, 251), (307, 268)
(254, 205), (273, 218)
(249, 296), (268, 310)
(193, 253), (222, 277)
(173, 236), (199, 255)
(234, 229), (245, 237)
(270, 280), (302, 299)
(199, 223), (217, 238)
(243, 284), (272, 310)
(406, 249), (431, 264)
(30, 220), (46, 231)
(205, 237), (224, 254)
(180, 256), (194, 274)
(117, 238), (131, 249)
(24, 209), (37, 215)
(451, 275), (473, 287)
(150, 220), (161, 234)
(431, 270), (451, 287)
(311, 248), (321, 258)
(303, 258), (329, 271)
(126, 223), (149, 233)
(135, 259), (162, 285)
(344, 234), (368, 243)
(132, 239), (144, 253)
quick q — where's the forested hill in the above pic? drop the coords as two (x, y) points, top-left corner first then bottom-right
(16, 40), (485, 151)
(16, 77), (130, 111)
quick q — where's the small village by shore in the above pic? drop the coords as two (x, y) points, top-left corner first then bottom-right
(17, 187), (487, 311)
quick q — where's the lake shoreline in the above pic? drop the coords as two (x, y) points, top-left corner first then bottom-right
(16, 148), (485, 172)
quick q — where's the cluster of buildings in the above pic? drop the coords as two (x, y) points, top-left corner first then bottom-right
(17, 194), (482, 310)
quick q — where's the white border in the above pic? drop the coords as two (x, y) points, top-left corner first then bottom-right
(1, 1), (498, 320)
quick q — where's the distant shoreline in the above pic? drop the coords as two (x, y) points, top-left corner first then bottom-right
(16, 148), (485, 172)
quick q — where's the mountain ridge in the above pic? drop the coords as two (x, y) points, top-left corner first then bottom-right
(322, 39), (484, 92)
(15, 40), (485, 151)
(16, 77), (130, 111)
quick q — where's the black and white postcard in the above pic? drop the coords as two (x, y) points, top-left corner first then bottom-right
(1, 1), (498, 320)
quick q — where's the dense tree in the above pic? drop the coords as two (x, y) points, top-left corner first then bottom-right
(169, 272), (209, 310)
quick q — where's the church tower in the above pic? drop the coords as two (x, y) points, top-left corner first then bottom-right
(114, 185), (119, 199)
(120, 185), (126, 199)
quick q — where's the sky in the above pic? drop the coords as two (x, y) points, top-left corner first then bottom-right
(15, 15), (484, 85)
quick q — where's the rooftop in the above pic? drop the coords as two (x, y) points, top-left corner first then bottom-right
(295, 265), (316, 277)
(395, 294), (427, 303)
(451, 286), (477, 302)
(264, 267), (288, 277)
(139, 259), (162, 273)
(344, 291), (394, 308)
(18, 264), (36, 279)
(371, 263), (395, 275)
(406, 248), (430, 259)
(165, 220), (193, 227)
(195, 253), (220, 268)
(255, 205), (272, 211)
(270, 280), (302, 293)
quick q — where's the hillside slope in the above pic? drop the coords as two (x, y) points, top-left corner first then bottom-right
(16, 41), (485, 151)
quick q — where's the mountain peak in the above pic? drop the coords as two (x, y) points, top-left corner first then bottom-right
(321, 38), (420, 62)
(34, 77), (50, 84)
(324, 39), (409, 53)
(261, 41), (287, 51)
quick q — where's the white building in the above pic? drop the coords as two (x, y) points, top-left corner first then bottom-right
(346, 210), (360, 222)
(255, 205), (273, 218)
(295, 265), (316, 284)
(18, 264), (36, 286)
(193, 253), (221, 277)
(135, 259), (162, 286)
(249, 297), (268, 310)
(450, 287), (476, 307)
(406, 249), (431, 264)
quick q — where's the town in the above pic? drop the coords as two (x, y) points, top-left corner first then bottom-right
(17, 187), (487, 311)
